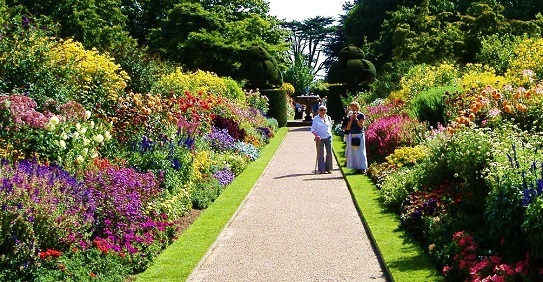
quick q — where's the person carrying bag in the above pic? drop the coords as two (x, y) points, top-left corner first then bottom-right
(345, 101), (368, 173)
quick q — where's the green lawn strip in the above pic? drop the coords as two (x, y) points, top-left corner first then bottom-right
(137, 127), (288, 281)
(332, 135), (443, 282)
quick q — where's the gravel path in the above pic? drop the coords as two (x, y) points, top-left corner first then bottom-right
(187, 127), (387, 281)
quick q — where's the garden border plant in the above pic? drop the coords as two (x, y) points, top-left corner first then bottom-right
(136, 127), (287, 281)
(332, 135), (443, 282)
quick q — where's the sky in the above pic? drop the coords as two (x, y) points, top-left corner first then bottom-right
(267, 0), (348, 22)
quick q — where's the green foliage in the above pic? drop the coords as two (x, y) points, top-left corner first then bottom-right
(6, 0), (136, 51)
(191, 176), (224, 210)
(328, 45), (376, 89)
(243, 45), (283, 90)
(150, 2), (287, 79)
(283, 53), (314, 95)
(476, 34), (522, 75)
(32, 248), (131, 282)
(260, 89), (287, 127)
(408, 86), (459, 127)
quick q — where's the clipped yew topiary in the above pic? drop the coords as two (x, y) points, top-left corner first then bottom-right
(260, 88), (287, 127)
(243, 45), (283, 90)
(242, 45), (287, 127)
(327, 44), (377, 120)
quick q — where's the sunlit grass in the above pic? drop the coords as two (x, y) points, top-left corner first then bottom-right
(332, 135), (444, 282)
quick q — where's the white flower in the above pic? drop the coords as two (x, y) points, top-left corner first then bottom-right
(75, 123), (81, 131)
(49, 116), (60, 125)
(80, 127), (87, 134)
(83, 138), (90, 146)
(85, 110), (91, 120)
(82, 148), (88, 156)
(76, 155), (84, 163)
(73, 131), (80, 138)
(59, 140), (66, 149)
(90, 121), (95, 128)
(60, 133), (68, 140)
(47, 124), (56, 131)
(104, 131), (112, 141)
(93, 134), (104, 143)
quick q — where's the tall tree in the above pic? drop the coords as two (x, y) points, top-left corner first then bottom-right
(283, 16), (336, 79)
(149, 1), (287, 79)
(6, 0), (135, 51)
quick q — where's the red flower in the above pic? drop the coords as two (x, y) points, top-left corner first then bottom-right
(38, 248), (62, 259)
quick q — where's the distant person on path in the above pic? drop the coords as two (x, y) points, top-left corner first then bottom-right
(345, 101), (368, 173)
(311, 105), (333, 174)
(321, 95), (327, 107)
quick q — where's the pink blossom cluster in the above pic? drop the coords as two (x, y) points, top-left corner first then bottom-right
(0, 94), (53, 130)
(365, 114), (417, 157)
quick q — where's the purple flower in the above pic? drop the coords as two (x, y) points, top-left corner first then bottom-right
(213, 168), (235, 186)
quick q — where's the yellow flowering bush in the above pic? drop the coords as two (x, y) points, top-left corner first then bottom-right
(505, 38), (543, 86)
(386, 145), (430, 168)
(45, 39), (129, 114)
(153, 68), (244, 102)
(390, 62), (459, 102)
(192, 150), (215, 181)
(458, 64), (507, 90)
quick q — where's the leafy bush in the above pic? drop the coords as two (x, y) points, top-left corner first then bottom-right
(408, 86), (459, 128)
(365, 114), (425, 160)
(260, 89), (288, 127)
(476, 34), (521, 75)
(190, 176), (224, 210)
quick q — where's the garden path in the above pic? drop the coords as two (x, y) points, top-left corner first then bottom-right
(187, 127), (387, 281)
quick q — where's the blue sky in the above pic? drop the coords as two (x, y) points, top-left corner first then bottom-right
(267, 0), (348, 22)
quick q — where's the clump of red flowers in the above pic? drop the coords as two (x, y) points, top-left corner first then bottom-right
(39, 249), (62, 259)
(443, 231), (535, 281)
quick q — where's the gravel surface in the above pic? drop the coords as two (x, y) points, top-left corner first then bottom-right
(188, 127), (387, 281)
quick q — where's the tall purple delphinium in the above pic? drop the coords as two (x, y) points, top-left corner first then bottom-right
(204, 127), (236, 151)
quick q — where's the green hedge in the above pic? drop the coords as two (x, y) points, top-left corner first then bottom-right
(261, 89), (287, 127)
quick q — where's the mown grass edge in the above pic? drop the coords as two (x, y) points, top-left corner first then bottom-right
(136, 127), (288, 282)
(332, 135), (444, 282)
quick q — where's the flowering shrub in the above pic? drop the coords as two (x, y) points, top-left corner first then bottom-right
(385, 145), (429, 168)
(45, 39), (129, 114)
(213, 167), (235, 187)
(365, 114), (425, 159)
(442, 231), (534, 281)
(0, 95), (112, 173)
(389, 62), (459, 102)
(505, 37), (543, 86)
(152, 68), (237, 100)
(0, 160), (92, 279)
